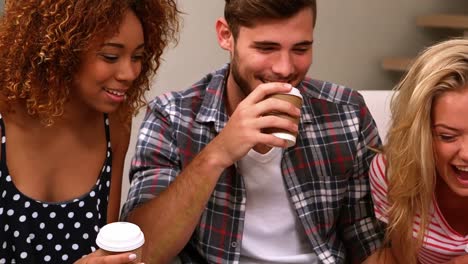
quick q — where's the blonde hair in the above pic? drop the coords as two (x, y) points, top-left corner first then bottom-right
(385, 38), (468, 263)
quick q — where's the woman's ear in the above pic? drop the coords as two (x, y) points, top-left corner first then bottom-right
(215, 18), (233, 52)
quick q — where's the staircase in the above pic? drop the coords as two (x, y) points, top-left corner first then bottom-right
(382, 14), (468, 72)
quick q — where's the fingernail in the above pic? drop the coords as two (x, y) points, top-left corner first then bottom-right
(129, 254), (137, 261)
(283, 83), (292, 88)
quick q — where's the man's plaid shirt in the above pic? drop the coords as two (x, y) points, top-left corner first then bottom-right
(121, 64), (384, 264)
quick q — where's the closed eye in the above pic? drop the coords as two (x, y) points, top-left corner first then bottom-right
(292, 42), (312, 54)
(433, 125), (460, 142)
(437, 134), (457, 142)
(256, 46), (277, 53)
(293, 47), (310, 54)
(99, 53), (119, 63)
(131, 54), (144, 62)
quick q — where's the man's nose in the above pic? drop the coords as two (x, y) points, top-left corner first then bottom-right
(271, 51), (294, 79)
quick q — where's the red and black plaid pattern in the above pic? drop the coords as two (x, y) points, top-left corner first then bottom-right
(121, 64), (384, 264)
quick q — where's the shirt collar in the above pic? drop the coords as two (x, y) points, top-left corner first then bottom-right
(196, 63), (230, 133)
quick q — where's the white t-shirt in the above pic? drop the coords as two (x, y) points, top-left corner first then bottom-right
(370, 153), (468, 264)
(238, 147), (317, 263)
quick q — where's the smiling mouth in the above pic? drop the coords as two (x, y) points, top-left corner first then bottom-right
(455, 165), (468, 172)
(104, 88), (126, 97)
(261, 78), (292, 84)
(453, 165), (468, 182)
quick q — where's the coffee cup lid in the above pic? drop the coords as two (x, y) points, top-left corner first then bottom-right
(96, 222), (145, 252)
(285, 87), (302, 100)
(272, 132), (296, 147)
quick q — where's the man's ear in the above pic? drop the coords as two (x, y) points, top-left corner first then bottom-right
(216, 18), (233, 52)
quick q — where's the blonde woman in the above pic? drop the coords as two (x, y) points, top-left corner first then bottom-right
(366, 38), (468, 264)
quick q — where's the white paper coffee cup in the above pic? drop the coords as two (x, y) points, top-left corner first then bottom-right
(264, 87), (303, 147)
(96, 222), (145, 260)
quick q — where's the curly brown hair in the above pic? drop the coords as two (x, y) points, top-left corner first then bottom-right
(0, 0), (180, 125)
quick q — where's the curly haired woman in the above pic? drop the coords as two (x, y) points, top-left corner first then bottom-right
(365, 39), (468, 264)
(0, 0), (179, 263)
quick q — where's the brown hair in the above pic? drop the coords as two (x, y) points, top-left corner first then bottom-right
(224, 0), (316, 39)
(0, 0), (180, 125)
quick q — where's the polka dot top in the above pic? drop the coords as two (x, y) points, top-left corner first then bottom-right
(0, 114), (112, 264)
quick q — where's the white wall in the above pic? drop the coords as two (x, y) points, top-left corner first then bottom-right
(313, 0), (467, 91)
(113, 0), (468, 208)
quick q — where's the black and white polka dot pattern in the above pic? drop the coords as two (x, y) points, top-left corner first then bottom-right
(0, 114), (112, 263)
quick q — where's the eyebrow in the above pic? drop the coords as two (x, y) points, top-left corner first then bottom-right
(252, 40), (314, 46)
(295, 40), (314, 46)
(101, 43), (145, 50)
(433, 124), (460, 132)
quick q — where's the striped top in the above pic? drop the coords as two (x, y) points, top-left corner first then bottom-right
(370, 153), (468, 263)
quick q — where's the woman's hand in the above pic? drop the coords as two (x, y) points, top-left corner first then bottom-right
(74, 249), (143, 264)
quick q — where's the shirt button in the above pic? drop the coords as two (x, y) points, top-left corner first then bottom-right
(231, 241), (237, 248)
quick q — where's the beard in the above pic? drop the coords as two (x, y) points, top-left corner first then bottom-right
(229, 46), (303, 98)
(230, 49), (254, 98)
